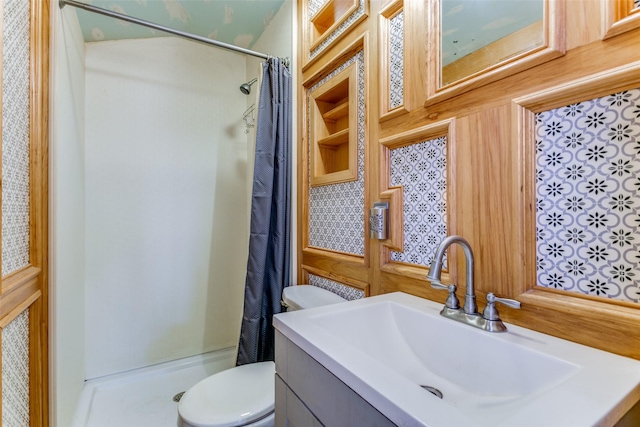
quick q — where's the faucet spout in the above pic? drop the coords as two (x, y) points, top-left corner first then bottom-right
(427, 235), (478, 315)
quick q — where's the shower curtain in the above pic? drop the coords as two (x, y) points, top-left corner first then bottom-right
(237, 57), (292, 365)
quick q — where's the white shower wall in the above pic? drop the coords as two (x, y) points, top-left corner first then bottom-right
(50, 3), (86, 426)
(84, 37), (250, 379)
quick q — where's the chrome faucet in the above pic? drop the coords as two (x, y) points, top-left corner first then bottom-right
(426, 235), (521, 332)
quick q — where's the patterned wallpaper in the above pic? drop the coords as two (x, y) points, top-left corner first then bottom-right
(388, 10), (404, 110)
(390, 137), (448, 267)
(2, 0), (31, 276)
(2, 0), (32, 423)
(308, 51), (365, 256)
(309, 273), (364, 301)
(73, 0), (285, 49)
(2, 310), (30, 427)
(536, 88), (640, 303)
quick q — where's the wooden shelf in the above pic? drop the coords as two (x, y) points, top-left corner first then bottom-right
(309, 0), (359, 52)
(318, 128), (349, 147)
(310, 63), (358, 187)
(311, 0), (353, 30)
(322, 101), (349, 121)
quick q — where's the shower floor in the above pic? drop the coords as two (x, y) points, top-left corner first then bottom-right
(73, 347), (236, 427)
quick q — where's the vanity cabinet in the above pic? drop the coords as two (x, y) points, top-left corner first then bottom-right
(274, 330), (395, 427)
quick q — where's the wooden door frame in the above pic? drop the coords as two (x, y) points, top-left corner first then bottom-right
(0, 0), (50, 425)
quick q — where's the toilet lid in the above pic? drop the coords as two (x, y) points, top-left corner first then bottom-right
(178, 361), (275, 427)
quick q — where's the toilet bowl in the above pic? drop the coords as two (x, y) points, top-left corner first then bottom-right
(177, 285), (347, 427)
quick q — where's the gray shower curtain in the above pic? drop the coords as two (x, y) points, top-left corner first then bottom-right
(237, 57), (291, 366)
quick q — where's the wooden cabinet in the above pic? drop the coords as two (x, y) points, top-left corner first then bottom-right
(310, 0), (359, 50)
(310, 63), (358, 186)
(297, 0), (640, 363)
(274, 331), (395, 427)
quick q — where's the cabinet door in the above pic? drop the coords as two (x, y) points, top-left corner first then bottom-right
(275, 375), (323, 427)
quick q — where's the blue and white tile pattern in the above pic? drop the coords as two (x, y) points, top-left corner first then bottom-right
(309, 273), (365, 300)
(308, 51), (366, 256)
(2, 0), (31, 276)
(390, 137), (448, 267)
(536, 88), (640, 303)
(389, 10), (404, 110)
(2, 310), (30, 427)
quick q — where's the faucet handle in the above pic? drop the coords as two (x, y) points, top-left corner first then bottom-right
(482, 293), (521, 321)
(430, 281), (460, 310)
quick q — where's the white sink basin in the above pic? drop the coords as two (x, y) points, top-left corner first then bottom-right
(273, 292), (640, 427)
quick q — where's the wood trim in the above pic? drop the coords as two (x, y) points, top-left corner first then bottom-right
(514, 289), (640, 360)
(299, 34), (370, 284)
(301, 0), (368, 72)
(512, 60), (640, 360)
(29, 0), (50, 424)
(0, 291), (40, 329)
(309, 0), (359, 52)
(603, 0), (640, 40)
(426, 0), (566, 106)
(301, 247), (369, 284)
(379, 106), (409, 123)
(0, 266), (41, 324)
(302, 246), (366, 266)
(512, 59), (640, 112)
(379, 118), (453, 149)
(380, 263), (453, 304)
(378, 119), (458, 291)
(302, 34), (366, 89)
(29, 295), (47, 426)
(441, 21), (544, 86)
(378, 0), (404, 119)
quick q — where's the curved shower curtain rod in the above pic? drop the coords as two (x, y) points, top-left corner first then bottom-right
(59, 0), (288, 64)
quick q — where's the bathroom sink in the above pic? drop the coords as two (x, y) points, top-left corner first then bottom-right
(273, 292), (640, 427)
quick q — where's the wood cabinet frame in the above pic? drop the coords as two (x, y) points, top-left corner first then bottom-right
(377, 119), (458, 298)
(299, 34), (370, 286)
(301, 0), (369, 71)
(425, 0), (566, 106)
(513, 60), (640, 361)
(603, 0), (640, 39)
(309, 0), (359, 51)
(0, 0), (50, 425)
(309, 63), (359, 186)
(377, 0), (407, 121)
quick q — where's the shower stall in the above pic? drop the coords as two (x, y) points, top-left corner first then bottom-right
(50, 2), (294, 425)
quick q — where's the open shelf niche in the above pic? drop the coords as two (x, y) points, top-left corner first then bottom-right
(310, 62), (358, 186)
(309, 0), (358, 51)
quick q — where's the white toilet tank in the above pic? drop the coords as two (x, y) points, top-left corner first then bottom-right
(282, 285), (347, 311)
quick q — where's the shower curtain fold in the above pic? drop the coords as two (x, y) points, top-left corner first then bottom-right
(237, 57), (292, 366)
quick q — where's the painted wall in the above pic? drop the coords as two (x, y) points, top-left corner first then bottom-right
(84, 37), (249, 378)
(49, 5), (87, 427)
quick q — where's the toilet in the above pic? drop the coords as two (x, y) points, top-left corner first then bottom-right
(177, 285), (347, 427)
